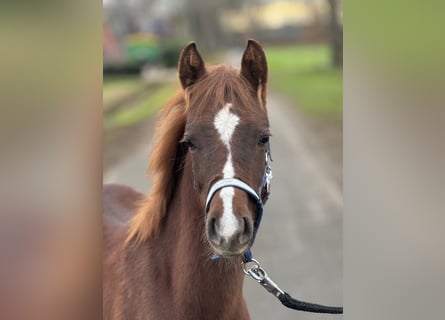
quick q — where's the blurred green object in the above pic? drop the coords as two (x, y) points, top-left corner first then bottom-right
(103, 75), (146, 110)
(160, 39), (186, 68)
(125, 33), (161, 66)
(104, 83), (177, 129)
(267, 44), (343, 119)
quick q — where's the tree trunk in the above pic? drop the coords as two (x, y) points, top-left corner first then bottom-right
(327, 0), (343, 67)
(185, 0), (226, 52)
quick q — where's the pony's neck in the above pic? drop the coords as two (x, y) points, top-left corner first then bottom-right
(159, 155), (249, 319)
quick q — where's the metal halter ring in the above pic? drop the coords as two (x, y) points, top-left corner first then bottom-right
(242, 258), (284, 297)
(242, 258), (263, 278)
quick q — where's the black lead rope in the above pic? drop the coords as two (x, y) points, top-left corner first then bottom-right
(278, 292), (343, 314)
(242, 258), (343, 314)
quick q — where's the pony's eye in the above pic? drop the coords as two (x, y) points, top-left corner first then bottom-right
(184, 139), (197, 151)
(258, 135), (270, 146)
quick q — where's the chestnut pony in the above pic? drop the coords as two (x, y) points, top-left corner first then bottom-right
(103, 40), (270, 320)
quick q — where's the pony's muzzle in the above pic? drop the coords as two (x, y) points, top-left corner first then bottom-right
(206, 212), (253, 256)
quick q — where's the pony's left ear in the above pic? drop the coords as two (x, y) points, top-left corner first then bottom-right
(241, 39), (268, 105)
(178, 42), (206, 89)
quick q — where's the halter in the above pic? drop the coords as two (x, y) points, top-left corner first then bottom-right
(205, 150), (272, 262)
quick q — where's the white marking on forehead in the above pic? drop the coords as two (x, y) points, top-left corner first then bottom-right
(213, 103), (240, 240)
(222, 154), (234, 178)
(214, 103), (239, 147)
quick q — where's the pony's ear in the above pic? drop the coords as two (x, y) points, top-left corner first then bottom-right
(240, 39), (268, 104)
(178, 42), (206, 89)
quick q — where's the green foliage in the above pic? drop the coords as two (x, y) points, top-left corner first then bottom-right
(104, 84), (177, 129)
(160, 39), (185, 68)
(266, 44), (343, 119)
(125, 34), (161, 65)
(103, 75), (145, 108)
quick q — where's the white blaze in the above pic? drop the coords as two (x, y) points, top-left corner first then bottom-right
(213, 103), (240, 240)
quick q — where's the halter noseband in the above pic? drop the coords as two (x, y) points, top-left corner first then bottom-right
(205, 150), (272, 262)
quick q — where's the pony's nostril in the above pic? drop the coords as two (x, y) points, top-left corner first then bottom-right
(214, 217), (222, 234)
(239, 216), (252, 245)
(207, 217), (220, 243)
(243, 216), (252, 234)
(209, 217), (216, 234)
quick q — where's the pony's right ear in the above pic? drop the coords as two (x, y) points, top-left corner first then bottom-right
(241, 39), (268, 105)
(178, 42), (206, 89)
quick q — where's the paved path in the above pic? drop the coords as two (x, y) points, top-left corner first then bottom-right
(241, 94), (342, 320)
(104, 91), (342, 319)
(104, 122), (154, 195)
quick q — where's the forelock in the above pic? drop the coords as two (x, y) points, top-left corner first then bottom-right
(184, 65), (260, 116)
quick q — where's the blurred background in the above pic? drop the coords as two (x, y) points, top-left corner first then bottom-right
(103, 0), (343, 319)
(3, 1), (444, 320)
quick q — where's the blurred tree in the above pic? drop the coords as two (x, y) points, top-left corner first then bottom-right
(132, 0), (155, 31)
(104, 1), (140, 38)
(327, 0), (343, 67)
(305, 0), (324, 43)
(185, 0), (227, 51)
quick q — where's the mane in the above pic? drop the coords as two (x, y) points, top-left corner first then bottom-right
(126, 65), (264, 245)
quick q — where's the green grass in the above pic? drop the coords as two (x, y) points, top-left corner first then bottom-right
(103, 75), (146, 108)
(104, 83), (177, 129)
(265, 44), (342, 119)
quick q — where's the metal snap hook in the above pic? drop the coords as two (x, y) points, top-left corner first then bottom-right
(241, 257), (284, 297)
(241, 258), (261, 276)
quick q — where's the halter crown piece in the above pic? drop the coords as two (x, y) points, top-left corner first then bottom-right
(205, 150), (272, 262)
